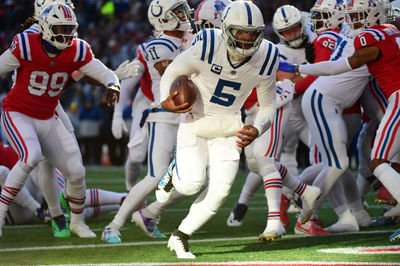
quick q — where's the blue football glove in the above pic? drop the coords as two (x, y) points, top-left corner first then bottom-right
(278, 61), (297, 73)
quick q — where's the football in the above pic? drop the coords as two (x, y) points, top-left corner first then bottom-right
(170, 75), (197, 107)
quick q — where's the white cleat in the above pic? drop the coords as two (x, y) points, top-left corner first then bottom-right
(383, 204), (400, 218)
(70, 222), (96, 238)
(258, 221), (286, 241)
(325, 213), (359, 233)
(226, 203), (248, 227)
(353, 208), (371, 228)
(168, 230), (196, 259)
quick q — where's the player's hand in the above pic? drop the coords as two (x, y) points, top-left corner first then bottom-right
(236, 125), (259, 148)
(105, 83), (120, 107)
(111, 114), (128, 139)
(161, 91), (193, 113)
(114, 60), (143, 80)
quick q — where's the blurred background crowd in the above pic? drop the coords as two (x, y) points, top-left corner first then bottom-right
(0, 0), (316, 166)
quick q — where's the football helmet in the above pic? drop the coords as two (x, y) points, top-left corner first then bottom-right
(272, 5), (307, 48)
(148, 0), (193, 32)
(345, 0), (389, 35)
(221, 1), (265, 59)
(39, 3), (78, 50)
(388, 0), (400, 22)
(34, 0), (75, 20)
(310, 0), (345, 34)
(194, 0), (232, 32)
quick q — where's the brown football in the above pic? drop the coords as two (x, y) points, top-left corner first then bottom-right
(170, 75), (197, 107)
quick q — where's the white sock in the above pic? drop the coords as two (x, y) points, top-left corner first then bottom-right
(238, 171), (262, 205)
(373, 163), (400, 202)
(85, 188), (126, 206)
(84, 204), (119, 220)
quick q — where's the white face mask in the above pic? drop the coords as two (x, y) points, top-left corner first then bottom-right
(178, 21), (191, 32)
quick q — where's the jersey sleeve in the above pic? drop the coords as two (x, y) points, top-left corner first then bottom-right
(145, 39), (178, 63)
(9, 33), (29, 62)
(354, 30), (380, 50)
(73, 39), (94, 67)
(190, 29), (219, 63)
(313, 32), (338, 62)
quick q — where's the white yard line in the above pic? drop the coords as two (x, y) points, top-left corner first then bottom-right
(0, 230), (396, 252)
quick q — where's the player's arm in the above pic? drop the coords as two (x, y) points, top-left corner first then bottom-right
(292, 46), (380, 76)
(160, 48), (197, 113)
(79, 58), (120, 106)
(0, 49), (20, 75)
(111, 62), (144, 139)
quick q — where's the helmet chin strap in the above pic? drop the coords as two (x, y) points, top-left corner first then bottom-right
(42, 40), (62, 54)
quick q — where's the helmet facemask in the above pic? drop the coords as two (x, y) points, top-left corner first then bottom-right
(165, 2), (193, 31)
(276, 22), (304, 48)
(224, 25), (264, 59)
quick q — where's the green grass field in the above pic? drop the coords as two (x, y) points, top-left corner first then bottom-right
(1, 168), (399, 265)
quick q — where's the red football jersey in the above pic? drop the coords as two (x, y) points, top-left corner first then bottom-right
(295, 29), (341, 95)
(0, 142), (18, 169)
(137, 43), (154, 102)
(354, 24), (400, 99)
(2, 33), (93, 119)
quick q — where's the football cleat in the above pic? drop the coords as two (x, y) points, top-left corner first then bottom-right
(294, 218), (331, 235)
(226, 203), (248, 227)
(59, 191), (71, 218)
(375, 186), (397, 205)
(324, 213), (359, 233)
(168, 229), (196, 259)
(371, 216), (399, 226)
(383, 204), (400, 218)
(35, 207), (52, 223)
(70, 221), (96, 238)
(131, 210), (166, 238)
(102, 227), (122, 243)
(259, 220), (286, 241)
(389, 228), (400, 242)
(156, 160), (175, 203)
(352, 208), (371, 228)
(51, 215), (71, 238)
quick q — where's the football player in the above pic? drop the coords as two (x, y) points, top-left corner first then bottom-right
(101, 0), (194, 243)
(280, 0), (400, 241)
(0, 3), (120, 238)
(156, 1), (278, 258)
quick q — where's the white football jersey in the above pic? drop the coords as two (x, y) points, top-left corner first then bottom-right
(146, 34), (185, 108)
(276, 43), (306, 65)
(312, 30), (370, 108)
(187, 29), (279, 117)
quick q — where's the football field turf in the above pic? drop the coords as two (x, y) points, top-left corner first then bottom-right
(1, 168), (399, 265)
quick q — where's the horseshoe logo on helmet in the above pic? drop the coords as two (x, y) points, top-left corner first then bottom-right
(151, 2), (163, 17)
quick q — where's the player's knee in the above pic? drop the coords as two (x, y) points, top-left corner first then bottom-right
(256, 157), (276, 176)
(174, 179), (203, 196)
(206, 184), (231, 212)
(65, 162), (85, 183)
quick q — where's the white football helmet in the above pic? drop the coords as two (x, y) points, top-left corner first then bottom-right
(221, 1), (265, 59)
(345, 0), (389, 35)
(194, 0), (232, 32)
(310, 0), (345, 34)
(34, 0), (75, 20)
(388, 0), (400, 22)
(39, 3), (78, 50)
(148, 0), (193, 32)
(272, 5), (307, 48)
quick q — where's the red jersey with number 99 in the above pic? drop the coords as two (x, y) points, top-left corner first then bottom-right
(354, 24), (400, 99)
(2, 32), (93, 119)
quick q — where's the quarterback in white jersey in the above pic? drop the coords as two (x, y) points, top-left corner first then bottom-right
(157, 1), (277, 259)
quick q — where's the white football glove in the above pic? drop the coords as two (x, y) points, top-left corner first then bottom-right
(276, 79), (295, 108)
(112, 113), (128, 139)
(114, 60), (144, 80)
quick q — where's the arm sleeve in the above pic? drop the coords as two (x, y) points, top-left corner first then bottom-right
(79, 58), (119, 87)
(113, 74), (142, 115)
(298, 57), (353, 76)
(159, 48), (197, 102)
(253, 74), (277, 135)
(0, 49), (20, 75)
